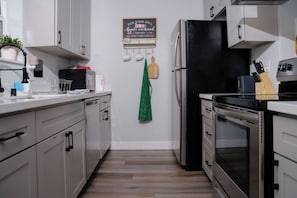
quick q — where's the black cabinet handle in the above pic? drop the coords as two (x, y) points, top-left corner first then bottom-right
(104, 110), (109, 120)
(69, 131), (74, 150)
(0, 132), (25, 142)
(205, 131), (212, 136)
(58, 30), (62, 44)
(210, 6), (214, 18)
(238, 25), (242, 39)
(273, 160), (279, 166)
(65, 133), (70, 152)
(273, 184), (279, 190)
(205, 160), (212, 167)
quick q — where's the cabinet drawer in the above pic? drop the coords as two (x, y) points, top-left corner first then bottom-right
(36, 102), (84, 142)
(100, 94), (111, 110)
(202, 143), (213, 181)
(201, 99), (213, 119)
(0, 112), (35, 161)
(274, 115), (297, 162)
(202, 116), (214, 152)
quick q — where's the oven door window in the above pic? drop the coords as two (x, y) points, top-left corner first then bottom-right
(215, 115), (249, 196)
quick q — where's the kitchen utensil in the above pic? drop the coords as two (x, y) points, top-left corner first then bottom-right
(253, 60), (265, 74)
(148, 55), (159, 79)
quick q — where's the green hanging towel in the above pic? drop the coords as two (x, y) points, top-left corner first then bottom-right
(138, 58), (152, 121)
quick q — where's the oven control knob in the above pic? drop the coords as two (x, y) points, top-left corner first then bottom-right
(287, 63), (293, 71)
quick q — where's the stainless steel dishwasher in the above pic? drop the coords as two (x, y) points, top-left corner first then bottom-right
(84, 97), (101, 180)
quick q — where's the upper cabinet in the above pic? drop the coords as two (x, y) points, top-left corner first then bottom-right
(204, 0), (231, 20)
(226, 5), (278, 48)
(23, 0), (91, 60)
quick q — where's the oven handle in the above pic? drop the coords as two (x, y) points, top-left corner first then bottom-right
(213, 104), (260, 125)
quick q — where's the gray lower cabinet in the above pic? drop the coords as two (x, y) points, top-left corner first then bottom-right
(0, 146), (38, 198)
(99, 95), (111, 158)
(36, 101), (85, 198)
(201, 99), (214, 181)
(273, 115), (297, 198)
(37, 121), (86, 198)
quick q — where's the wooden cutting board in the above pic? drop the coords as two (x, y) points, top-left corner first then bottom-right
(148, 56), (159, 79)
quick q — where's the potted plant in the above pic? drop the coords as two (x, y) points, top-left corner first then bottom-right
(0, 35), (22, 60)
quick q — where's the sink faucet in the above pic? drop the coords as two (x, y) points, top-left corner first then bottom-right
(0, 43), (29, 83)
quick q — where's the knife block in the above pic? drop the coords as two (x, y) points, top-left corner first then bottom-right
(255, 72), (276, 95)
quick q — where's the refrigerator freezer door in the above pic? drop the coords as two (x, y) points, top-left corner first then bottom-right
(171, 20), (187, 167)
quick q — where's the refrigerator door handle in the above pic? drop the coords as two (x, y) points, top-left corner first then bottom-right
(174, 68), (181, 107)
(174, 32), (180, 68)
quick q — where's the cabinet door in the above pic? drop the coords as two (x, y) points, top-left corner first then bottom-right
(274, 154), (297, 198)
(72, 0), (82, 56)
(0, 147), (37, 198)
(226, 5), (245, 47)
(37, 132), (66, 198)
(65, 121), (86, 198)
(57, 0), (72, 51)
(80, 0), (91, 58)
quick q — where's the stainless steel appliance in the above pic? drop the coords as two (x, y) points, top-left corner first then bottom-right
(231, 0), (288, 5)
(84, 97), (101, 179)
(213, 102), (264, 198)
(213, 58), (297, 197)
(171, 20), (250, 170)
(58, 69), (96, 91)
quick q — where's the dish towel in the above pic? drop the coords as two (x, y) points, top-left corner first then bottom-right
(138, 58), (152, 122)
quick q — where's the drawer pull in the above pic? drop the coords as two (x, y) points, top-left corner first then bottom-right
(273, 160), (279, 166)
(204, 107), (212, 113)
(0, 132), (25, 142)
(205, 160), (212, 167)
(273, 184), (279, 190)
(205, 131), (212, 136)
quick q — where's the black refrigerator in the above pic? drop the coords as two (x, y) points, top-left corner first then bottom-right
(171, 20), (250, 170)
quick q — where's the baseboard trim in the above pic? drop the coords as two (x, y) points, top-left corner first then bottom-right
(111, 141), (172, 150)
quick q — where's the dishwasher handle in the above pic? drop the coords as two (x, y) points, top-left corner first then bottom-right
(85, 100), (99, 106)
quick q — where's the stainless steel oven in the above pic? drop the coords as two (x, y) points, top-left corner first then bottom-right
(213, 102), (264, 198)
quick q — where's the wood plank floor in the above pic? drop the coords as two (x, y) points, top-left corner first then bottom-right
(79, 150), (213, 198)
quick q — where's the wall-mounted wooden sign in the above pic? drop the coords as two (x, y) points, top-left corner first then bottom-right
(123, 18), (157, 40)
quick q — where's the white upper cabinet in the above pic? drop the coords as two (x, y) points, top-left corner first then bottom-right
(226, 5), (278, 48)
(23, 0), (91, 60)
(204, 0), (231, 20)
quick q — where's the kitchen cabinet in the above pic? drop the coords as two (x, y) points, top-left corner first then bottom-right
(273, 115), (297, 198)
(0, 146), (38, 198)
(24, 0), (90, 60)
(100, 94), (111, 158)
(0, 111), (37, 198)
(72, 0), (91, 59)
(36, 102), (86, 198)
(226, 5), (278, 48)
(204, 0), (231, 20)
(201, 99), (214, 181)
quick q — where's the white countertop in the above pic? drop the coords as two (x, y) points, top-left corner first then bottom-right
(268, 101), (297, 116)
(0, 91), (111, 115)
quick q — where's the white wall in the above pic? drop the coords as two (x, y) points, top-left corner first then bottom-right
(252, 0), (297, 91)
(89, 0), (205, 149)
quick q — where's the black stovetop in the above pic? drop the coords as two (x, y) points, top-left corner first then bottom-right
(213, 93), (297, 110)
